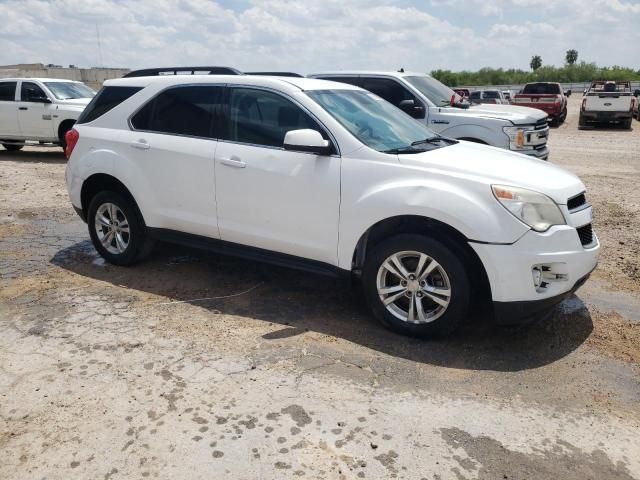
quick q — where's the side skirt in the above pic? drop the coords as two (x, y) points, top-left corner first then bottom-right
(147, 228), (350, 280)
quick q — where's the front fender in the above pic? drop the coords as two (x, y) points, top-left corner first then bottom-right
(337, 165), (528, 269)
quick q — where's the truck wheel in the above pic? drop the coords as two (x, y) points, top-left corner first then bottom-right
(578, 113), (587, 129)
(622, 119), (632, 129)
(58, 120), (76, 150)
(559, 108), (567, 124)
(361, 234), (471, 338)
(87, 191), (155, 266)
(2, 143), (23, 152)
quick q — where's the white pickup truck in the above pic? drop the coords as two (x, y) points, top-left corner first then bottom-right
(310, 71), (551, 160)
(0, 78), (95, 151)
(579, 81), (636, 129)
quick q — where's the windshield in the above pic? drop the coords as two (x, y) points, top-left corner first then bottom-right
(484, 91), (501, 99)
(404, 75), (460, 107)
(44, 82), (95, 100)
(307, 90), (441, 153)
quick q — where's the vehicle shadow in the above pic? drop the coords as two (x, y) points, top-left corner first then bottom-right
(0, 149), (66, 163)
(51, 240), (594, 372)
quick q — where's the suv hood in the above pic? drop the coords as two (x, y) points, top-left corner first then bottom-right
(56, 98), (92, 107)
(399, 141), (583, 204)
(447, 103), (548, 125)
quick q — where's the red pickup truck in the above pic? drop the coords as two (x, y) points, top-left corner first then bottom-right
(513, 82), (567, 126)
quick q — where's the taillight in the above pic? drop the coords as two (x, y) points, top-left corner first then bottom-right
(64, 128), (79, 159)
(581, 97), (587, 112)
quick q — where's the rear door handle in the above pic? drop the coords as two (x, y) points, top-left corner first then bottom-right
(18, 107), (28, 111)
(131, 139), (150, 150)
(219, 157), (246, 168)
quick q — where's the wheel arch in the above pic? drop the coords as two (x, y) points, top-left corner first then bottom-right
(57, 119), (76, 143)
(351, 215), (492, 303)
(80, 173), (144, 224)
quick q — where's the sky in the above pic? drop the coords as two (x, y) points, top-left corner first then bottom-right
(0, 0), (639, 73)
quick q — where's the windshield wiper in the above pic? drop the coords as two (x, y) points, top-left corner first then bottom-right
(411, 136), (459, 146)
(382, 145), (423, 154)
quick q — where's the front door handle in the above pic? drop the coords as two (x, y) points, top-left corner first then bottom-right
(18, 107), (28, 111)
(219, 157), (246, 168)
(131, 139), (150, 150)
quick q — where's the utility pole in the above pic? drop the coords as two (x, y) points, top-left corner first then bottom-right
(96, 24), (104, 67)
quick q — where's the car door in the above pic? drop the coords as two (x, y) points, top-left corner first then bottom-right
(17, 81), (56, 139)
(214, 86), (341, 265)
(0, 81), (20, 137)
(127, 84), (222, 238)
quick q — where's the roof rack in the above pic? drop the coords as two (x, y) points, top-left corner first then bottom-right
(123, 66), (242, 78)
(245, 72), (304, 78)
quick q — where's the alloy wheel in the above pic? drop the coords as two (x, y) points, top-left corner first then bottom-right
(376, 250), (451, 324)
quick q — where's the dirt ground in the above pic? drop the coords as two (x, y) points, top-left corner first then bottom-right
(1, 95), (639, 479)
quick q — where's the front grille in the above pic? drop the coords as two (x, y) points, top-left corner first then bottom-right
(568, 193), (587, 210)
(534, 118), (549, 129)
(577, 224), (594, 247)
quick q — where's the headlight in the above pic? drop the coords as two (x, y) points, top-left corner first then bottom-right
(502, 126), (531, 150)
(492, 185), (566, 232)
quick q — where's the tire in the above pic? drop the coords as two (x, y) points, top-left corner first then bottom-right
(578, 113), (587, 129)
(87, 190), (155, 266)
(622, 118), (632, 130)
(58, 121), (75, 150)
(2, 143), (23, 152)
(559, 108), (567, 124)
(549, 116), (560, 127)
(361, 234), (471, 338)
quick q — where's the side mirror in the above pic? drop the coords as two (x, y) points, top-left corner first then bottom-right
(30, 96), (51, 104)
(283, 129), (331, 155)
(398, 99), (425, 119)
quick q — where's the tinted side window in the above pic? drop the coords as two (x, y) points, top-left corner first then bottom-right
(0, 82), (17, 101)
(77, 86), (142, 124)
(361, 78), (415, 107)
(131, 86), (222, 138)
(21, 82), (47, 102)
(470, 91), (480, 99)
(484, 91), (500, 99)
(319, 77), (361, 87)
(225, 88), (321, 148)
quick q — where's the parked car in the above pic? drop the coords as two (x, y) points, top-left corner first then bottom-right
(580, 81), (636, 129)
(0, 78), (95, 151)
(310, 71), (549, 160)
(513, 83), (567, 126)
(65, 69), (598, 337)
(453, 88), (470, 98)
(469, 89), (508, 105)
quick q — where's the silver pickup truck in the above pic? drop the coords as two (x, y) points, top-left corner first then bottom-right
(579, 81), (636, 129)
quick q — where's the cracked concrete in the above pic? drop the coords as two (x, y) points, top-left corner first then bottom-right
(1, 96), (640, 479)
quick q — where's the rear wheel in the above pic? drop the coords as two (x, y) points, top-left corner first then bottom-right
(87, 191), (154, 266)
(2, 143), (23, 152)
(622, 118), (632, 129)
(578, 113), (587, 129)
(362, 234), (471, 338)
(58, 121), (75, 150)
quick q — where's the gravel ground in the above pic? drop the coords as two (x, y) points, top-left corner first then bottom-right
(1, 95), (639, 479)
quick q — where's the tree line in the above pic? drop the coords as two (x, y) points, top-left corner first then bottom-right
(431, 50), (640, 86)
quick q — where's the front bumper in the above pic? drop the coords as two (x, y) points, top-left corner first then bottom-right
(519, 145), (549, 160)
(470, 226), (599, 324)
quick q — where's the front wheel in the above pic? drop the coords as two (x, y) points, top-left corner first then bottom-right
(87, 191), (154, 266)
(362, 234), (471, 338)
(2, 143), (23, 152)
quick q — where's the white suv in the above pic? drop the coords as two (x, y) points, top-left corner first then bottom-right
(65, 70), (599, 337)
(0, 78), (95, 151)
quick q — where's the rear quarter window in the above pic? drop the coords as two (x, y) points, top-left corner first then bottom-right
(0, 82), (17, 101)
(76, 86), (142, 124)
